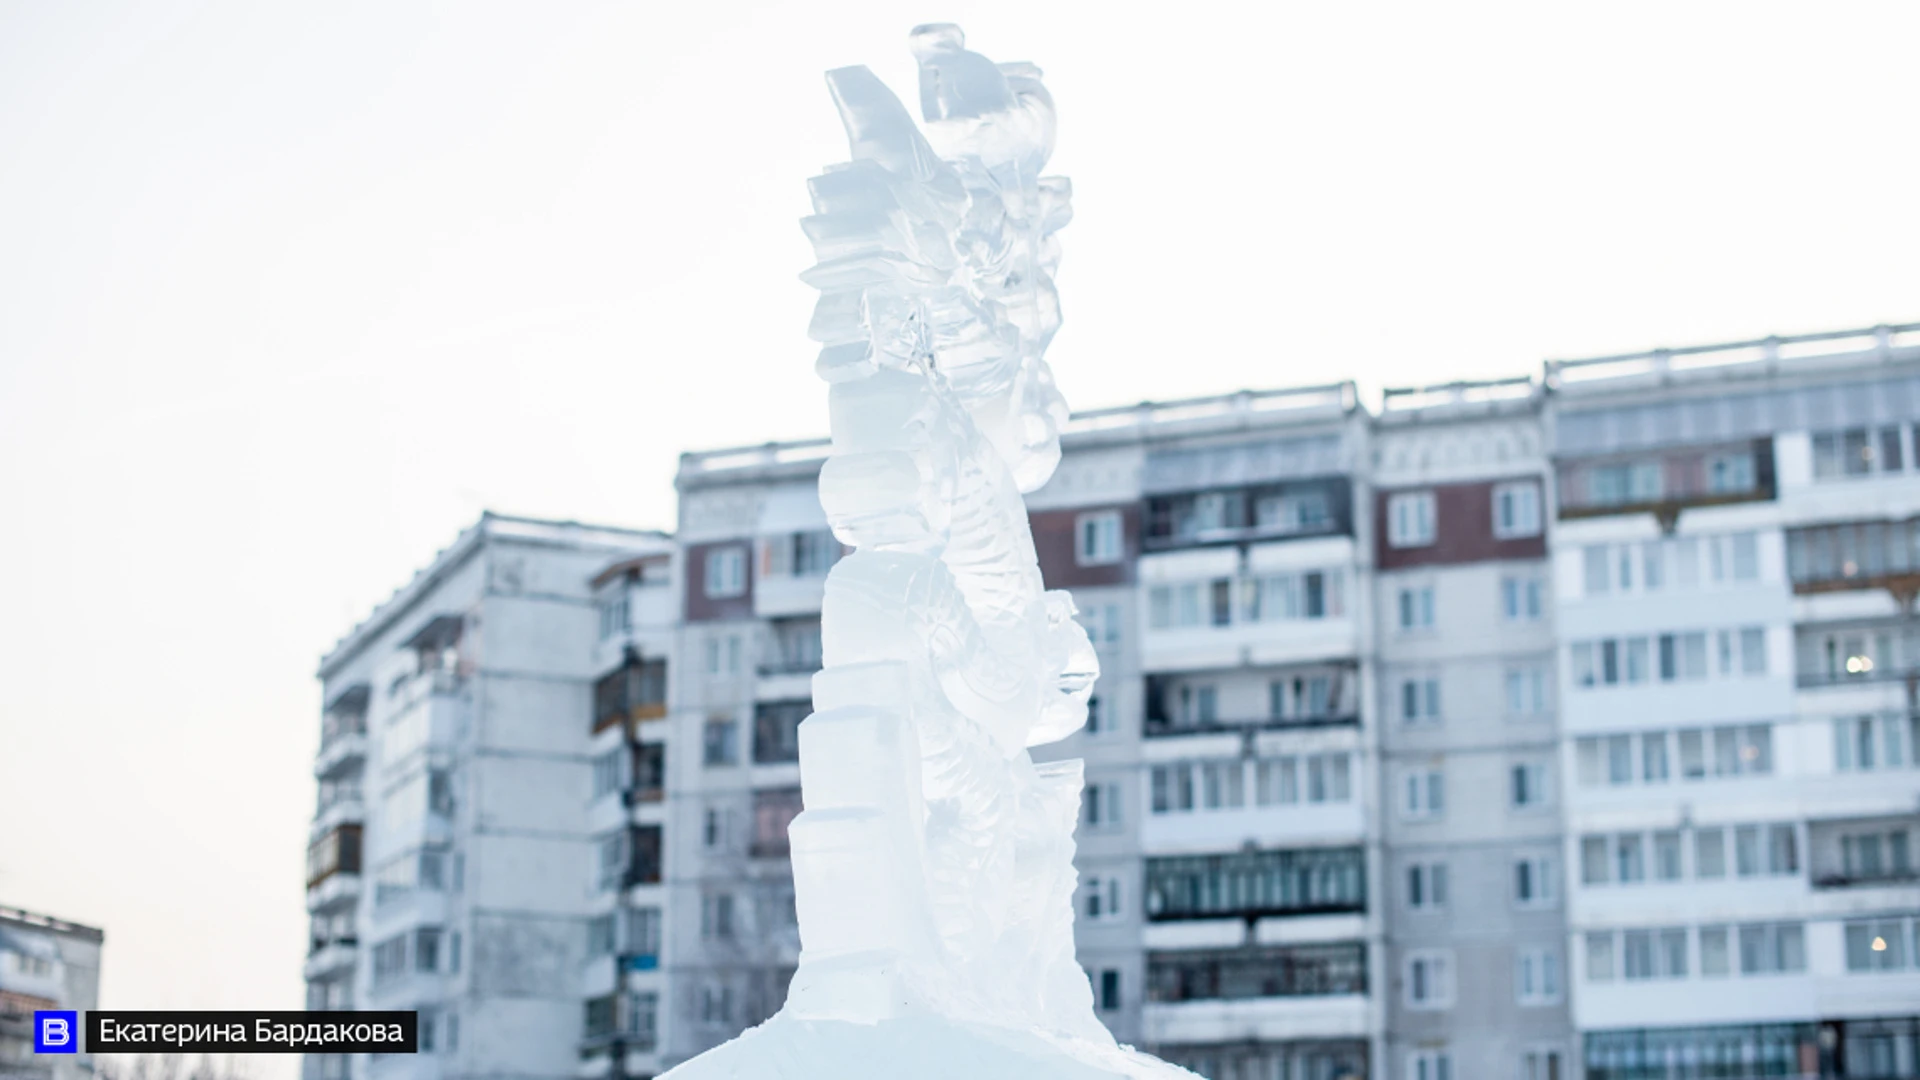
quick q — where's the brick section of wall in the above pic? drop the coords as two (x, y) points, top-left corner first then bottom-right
(1375, 476), (1548, 570)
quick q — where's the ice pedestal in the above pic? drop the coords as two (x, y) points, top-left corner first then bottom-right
(662, 25), (1193, 1080)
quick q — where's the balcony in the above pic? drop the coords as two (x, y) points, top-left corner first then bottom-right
(593, 654), (668, 735)
(622, 742), (666, 807)
(1145, 847), (1365, 922)
(753, 700), (808, 765)
(758, 617), (824, 678)
(1143, 479), (1351, 554)
(751, 787), (803, 859)
(1140, 564), (1358, 674)
(311, 784), (365, 837)
(1148, 942), (1366, 1003)
(305, 873), (360, 914)
(1557, 439), (1774, 528)
(1789, 517), (1920, 597)
(1809, 817), (1916, 890)
(314, 731), (368, 779)
(303, 939), (358, 981)
(755, 528), (841, 619)
(1144, 668), (1359, 738)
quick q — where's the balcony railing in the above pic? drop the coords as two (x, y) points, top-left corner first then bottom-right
(594, 656), (668, 734)
(1145, 846), (1366, 922)
(1814, 869), (1919, 890)
(1147, 942), (1367, 1002)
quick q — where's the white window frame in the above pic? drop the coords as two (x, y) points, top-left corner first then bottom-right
(1501, 576), (1543, 622)
(1510, 761), (1551, 810)
(1404, 949), (1455, 1009)
(1083, 875), (1123, 923)
(1402, 768), (1445, 821)
(1493, 481), (1543, 539)
(1518, 1046), (1564, 1080)
(1406, 860), (1449, 911)
(1516, 946), (1562, 1005)
(1398, 584), (1437, 631)
(1388, 491), (1438, 548)
(1408, 1051), (1453, 1080)
(1512, 855), (1558, 909)
(1083, 780), (1124, 830)
(703, 545), (746, 599)
(1075, 510), (1124, 566)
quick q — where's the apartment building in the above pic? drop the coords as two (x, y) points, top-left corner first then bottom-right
(0, 906), (102, 1080)
(661, 445), (831, 1069)
(1372, 379), (1572, 1080)
(306, 513), (672, 1080)
(1548, 325), (1920, 1080)
(309, 321), (1920, 1080)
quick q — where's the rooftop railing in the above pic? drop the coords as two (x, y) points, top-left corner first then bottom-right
(1546, 322), (1920, 390)
(1379, 375), (1537, 416)
(678, 383), (1360, 480)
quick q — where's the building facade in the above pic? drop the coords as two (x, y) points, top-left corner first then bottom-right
(305, 513), (672, 1080)
(309, 322), (1920, 1080)
(0, 906), (102, 1080)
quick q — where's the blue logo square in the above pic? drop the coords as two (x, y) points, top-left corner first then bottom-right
(34, 1011), (78, 1054)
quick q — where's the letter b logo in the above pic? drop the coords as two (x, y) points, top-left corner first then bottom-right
(35, 1011), (77, 1053)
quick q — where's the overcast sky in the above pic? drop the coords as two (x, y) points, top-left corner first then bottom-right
(1, 2), (1916, 1074)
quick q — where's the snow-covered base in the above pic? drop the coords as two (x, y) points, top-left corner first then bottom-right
(660, 1013), (1198, 1080)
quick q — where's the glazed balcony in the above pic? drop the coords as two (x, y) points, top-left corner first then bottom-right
(1556, 439), (1775, 528)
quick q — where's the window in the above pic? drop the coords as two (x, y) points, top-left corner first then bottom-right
(701, 893), (735, 940)
(1306, 753), (1351, 803)
(1405, 951), (1454, 1008)
(626, 993), (658, 1051)
(703, 716), (737, 766)
(1841, 829), (1913, 880)
(1642, 732), (1670, 782)
(1076, 511), (1123, 566)
(1084, 694), (1110, 736)
(1834, 715), (1916, 772)
(1097, 969), (1121, 1011)
(1616, 834), (1645, 883)
(1505, 667), (1547, 717)
(703, 545), (746, 598)
(1699, 926), (1730, 976)
(700, 983), (733, 1025)
(414, 928), (441, 972)
(1493, 481), (1542, 539)
(1407, 861), (1449, 910)
(1510, 763), (1549, 809)
(1737, 923), (1806, 975)
(371, 935), (407, 984)
(1254, 757), (1299, 806)
(1589, 460), (1662, 505)
(592, 749), (625, 799)
(1586, 932), (1615, 981)
(587, 915), (616, 957)
(1409, 1051), (1452, 1080)
(1815, 426), (1909, 480)
(1583, 545), (1611, 595)
(1513, 856), (1556, 907)
(1519, 1049), (1564, 1080)
(1398, 586), (1436, 630)
(1083, 876), (1123, 922)
(1144, 847), (1365, 920)
(1502, 577), (1543, 621)
(1653, 831), (1682, 881)
(1517, 947), (1561, 1004)
(1706, 452), (1756, 494)
(1401, 676), (1442, 724)
(1739, 627), (1768, 674)
(626, 907), (663, 962)
(1845, 918), (1914, 972)
(596, 830), (628, 892)
(1388, 491), (1437, 547)
(1402, 768), (1445, 820)
(1084, 780), (1124, 829)
(597, 594), (630, 641)
(1695, 828), (1727, 879)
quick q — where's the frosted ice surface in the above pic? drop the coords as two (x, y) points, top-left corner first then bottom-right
(663, 24), (1193, 1080)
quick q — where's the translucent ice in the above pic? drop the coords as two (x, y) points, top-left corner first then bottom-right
(665, 26), (1191, 1079)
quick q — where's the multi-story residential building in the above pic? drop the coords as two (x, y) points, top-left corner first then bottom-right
(1547, 324), (1920, 1080)
(306, 513), (672, 1080)
(664, 446), (831, 1068)
(0, 905), (103, 1080)
(309, 320), (1920, 1080)
(1372, 378), (1572, 1080)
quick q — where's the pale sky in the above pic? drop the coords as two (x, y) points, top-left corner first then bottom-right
(1, 2), (1916, 1074)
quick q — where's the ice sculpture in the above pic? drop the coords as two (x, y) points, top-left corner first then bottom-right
(664, 26), (1192, 1079)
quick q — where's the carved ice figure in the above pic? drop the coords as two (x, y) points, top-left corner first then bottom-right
(664, 26), (1191, 1078)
